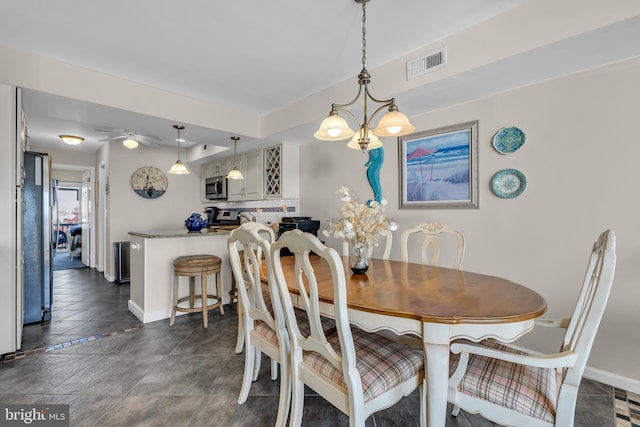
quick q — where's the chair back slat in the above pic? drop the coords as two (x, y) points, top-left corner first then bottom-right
(272, 230), (356, 374)
(227, 223), (278, 330)
(401, 222), (465, 269)
(561, 230), (616, 387)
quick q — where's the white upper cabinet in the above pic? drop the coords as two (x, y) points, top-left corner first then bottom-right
(227, 151), (263, 201)
(263, 143), (299, 199)
(201, 143), (299, 202)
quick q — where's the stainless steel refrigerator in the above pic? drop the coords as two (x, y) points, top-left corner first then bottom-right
(23, 151), (53, 324)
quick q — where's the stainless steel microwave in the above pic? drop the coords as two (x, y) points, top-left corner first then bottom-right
(205, 176), (227, 200)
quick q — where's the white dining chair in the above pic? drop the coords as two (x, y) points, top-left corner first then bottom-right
(400, 222), (465, 269)
(227, 223), (290, 427)
(447, 229), (616, 427)
(342, 228), (393, 260)
(232, 224), (276, 354)
(271, 229), (425, 427)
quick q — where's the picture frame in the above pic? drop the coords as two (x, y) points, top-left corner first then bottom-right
(399, 120), (479, 209)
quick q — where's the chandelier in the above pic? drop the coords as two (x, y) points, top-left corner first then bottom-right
(168, 124), (189, 174)
(314, 0), (415, 152)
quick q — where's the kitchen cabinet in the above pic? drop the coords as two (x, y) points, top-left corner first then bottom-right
(202, 159), (230, 179)
(227, 150), (263, 201)
(263, 143), (299, 199)
(201, 143), (299, 202)
(212, 160), (230, 176)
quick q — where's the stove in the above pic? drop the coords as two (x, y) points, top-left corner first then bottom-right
(277, 217), (321, 256)
(208, 210), (241, 226)
(277, 216), (321, 237)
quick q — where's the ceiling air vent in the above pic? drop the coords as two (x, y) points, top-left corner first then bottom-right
(406, 47), (447, 80)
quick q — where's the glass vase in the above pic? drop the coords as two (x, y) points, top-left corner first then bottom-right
(349, 245), (369, 275)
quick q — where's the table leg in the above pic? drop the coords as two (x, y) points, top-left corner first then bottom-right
(423, 325), (450, 427)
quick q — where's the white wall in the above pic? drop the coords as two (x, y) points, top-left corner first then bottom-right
(299, 57), (640, 391)
(0, 84), (17, 354)
(106, 141), (204, 279)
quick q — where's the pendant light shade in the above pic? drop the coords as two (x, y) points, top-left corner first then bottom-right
(372, 110), (416, 137)
(314, 0), (415, 151)
(227, 136), (244, 180)
(313, 113), (355, 141)
(168, 124), (189, 175)
(346, 126), (383, 151)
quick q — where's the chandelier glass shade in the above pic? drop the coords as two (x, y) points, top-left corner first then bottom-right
(226, 136), (244, 180)
(168, 124), (189, 174)
(59, 135), (84, 145)
(314, 0), (415, 152)
(346, 126), (382, 150)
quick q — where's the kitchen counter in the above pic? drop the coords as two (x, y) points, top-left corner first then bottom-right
(127, 227), (236, 323)
(129, 226), (238, 239)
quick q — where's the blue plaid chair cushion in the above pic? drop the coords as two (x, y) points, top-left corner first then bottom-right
(450, 340), (557, 423)
(303, 327), (424, 401)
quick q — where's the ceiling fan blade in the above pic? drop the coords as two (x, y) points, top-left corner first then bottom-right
(98, 135), (126, 142)
(95, 128), (125, 134)
(137, 137), (159, 147)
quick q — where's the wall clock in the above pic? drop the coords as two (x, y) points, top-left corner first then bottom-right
(131, 166), (168, 199)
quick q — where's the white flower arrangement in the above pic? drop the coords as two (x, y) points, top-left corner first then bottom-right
(322, 186), (397, 251)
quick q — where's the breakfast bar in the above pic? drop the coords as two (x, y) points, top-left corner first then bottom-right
(127, 227), (237, 323)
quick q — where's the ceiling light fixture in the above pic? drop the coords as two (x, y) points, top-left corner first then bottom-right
(122, 137), (139, 149)
(168, 124), (189, 175)
(58, 134), (84, 145)
(226, 136), (244, 180)
(314, 0), (415, 152)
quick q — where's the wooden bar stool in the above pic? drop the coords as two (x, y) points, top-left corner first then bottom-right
(170, 254), (224, 328)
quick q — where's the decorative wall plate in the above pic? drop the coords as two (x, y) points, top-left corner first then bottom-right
(491, 168), (526, 198)
(493, 126), (525, 154)
(131, 166), (168, 199)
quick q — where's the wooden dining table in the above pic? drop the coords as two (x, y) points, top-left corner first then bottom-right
(269, 255), (547, 427)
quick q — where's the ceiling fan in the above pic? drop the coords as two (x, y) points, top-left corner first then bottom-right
(96, 128), (162, 149)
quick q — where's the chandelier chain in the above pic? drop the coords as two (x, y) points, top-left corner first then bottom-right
(361, 2), (367, 69)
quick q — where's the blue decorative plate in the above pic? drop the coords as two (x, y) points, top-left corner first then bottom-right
(491, 169), (526, 198)
(493, 127), (525, 154)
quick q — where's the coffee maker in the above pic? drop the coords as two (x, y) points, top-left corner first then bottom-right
(204, 206), (220, 225)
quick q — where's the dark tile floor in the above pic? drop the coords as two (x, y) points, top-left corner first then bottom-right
(0, 268), (617, 426)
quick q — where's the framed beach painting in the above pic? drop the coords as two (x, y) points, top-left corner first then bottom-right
(399, 120), (479, 209)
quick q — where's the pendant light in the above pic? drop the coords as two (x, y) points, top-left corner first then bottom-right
(168, 124), (189, 175)
(226, 136), (244, 180)
(314, 0), (415, 152)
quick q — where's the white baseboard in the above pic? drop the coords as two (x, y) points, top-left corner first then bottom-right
(127, 300), (172, 324)
(127, 300), (145, 323)
(104, 272), (115, 282)
(584, 366), (640, 395)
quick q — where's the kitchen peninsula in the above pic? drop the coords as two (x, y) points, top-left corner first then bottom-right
(128, 227), (236, 323)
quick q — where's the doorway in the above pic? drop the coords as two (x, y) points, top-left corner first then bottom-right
(51, 164), (95, 270)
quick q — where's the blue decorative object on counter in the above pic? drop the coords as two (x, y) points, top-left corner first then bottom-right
(185, 213), (208, 232)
